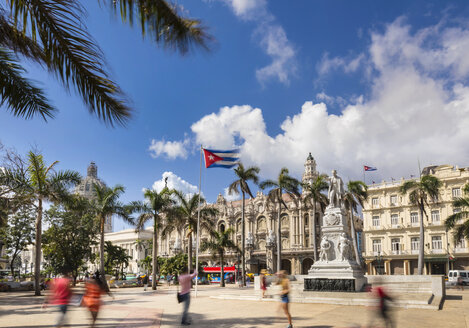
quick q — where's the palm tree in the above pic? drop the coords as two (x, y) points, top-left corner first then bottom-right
(139, 255), (153, 275)
(302, 174), (329, 261)
(400, 175), (442, 275)
(92, 184), (133, 282)
(0, 0), (211, 125)
(200, 228), (239, 287)
(227, 163), (260, 286)
(445, 183), (469, 243)
(343, 181), (368, 267)
(1, 151), (81, 295)
(168, 190), (217, 273)
(260, 168), (300, 272)
(130, 188), (176, 290)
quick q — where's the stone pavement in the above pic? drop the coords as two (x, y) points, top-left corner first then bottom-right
(0, 285), (468, 327)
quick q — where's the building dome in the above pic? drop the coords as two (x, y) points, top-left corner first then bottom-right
(75, 162), (112, 232)
(75, 162), (106, 198)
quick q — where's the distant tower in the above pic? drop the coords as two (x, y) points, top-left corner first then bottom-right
(302, 152), (318, 186)
(75, 162), (112, 233)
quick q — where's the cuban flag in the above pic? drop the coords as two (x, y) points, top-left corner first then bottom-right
(364, 165), (377, 171)
(203, 148), (240, 169)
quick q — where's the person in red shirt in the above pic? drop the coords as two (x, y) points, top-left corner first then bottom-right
(82, 272), (111, 328)
(43, 273), (72, 328)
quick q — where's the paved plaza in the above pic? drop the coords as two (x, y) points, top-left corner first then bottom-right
(0, 285), (468, 328)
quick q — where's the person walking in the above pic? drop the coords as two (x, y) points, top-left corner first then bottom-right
(82, 272), (111, 328)
(178, 270), (198, 326)
(260, 269), (268, 298)
(457, 276), (465, 291)
(142, 274), (149, 291)
(43, 273), (72, 328)
(277, 270), (293, 328)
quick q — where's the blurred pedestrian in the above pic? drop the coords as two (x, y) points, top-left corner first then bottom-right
(277, 270), (293, 328)
(178, 270), (198, 326)
(143, 274), (149, 291)
(457, 276), (464, 291)
(260, 269), (267, 298)
(42, 273), (72, 328)
(368, 283), (394, 328)
(82, 272), (112, 328)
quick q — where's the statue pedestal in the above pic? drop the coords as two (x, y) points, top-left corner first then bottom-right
(307, 206), (365, 292)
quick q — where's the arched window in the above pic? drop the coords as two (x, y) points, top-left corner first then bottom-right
(219, 222), (225, 233)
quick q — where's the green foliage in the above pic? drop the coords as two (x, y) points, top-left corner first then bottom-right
(1, 0), (211, 124)
(228, 163), (260, 198)
(0, 205), (35, 278)
(159, 253), (188, 277)
(139, 255), (153, 273)
(445, 183), (469, 243)
(104, 241), (131, 280)
(42, 201), (98, 284)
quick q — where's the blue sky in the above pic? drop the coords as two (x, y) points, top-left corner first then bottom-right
(2, 0), (469, 231)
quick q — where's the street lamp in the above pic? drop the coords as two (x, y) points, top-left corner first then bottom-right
(375, 251), (383, 275)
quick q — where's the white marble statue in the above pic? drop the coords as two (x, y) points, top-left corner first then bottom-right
(338, 233), (351, 261)
(319, 236), (332, 262)
(266, 229), (276, 246)
(328, 170), (345, 208)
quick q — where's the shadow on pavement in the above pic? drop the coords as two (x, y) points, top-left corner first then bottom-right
(161, 312), (310, 327)
(445, 295), (463, 301)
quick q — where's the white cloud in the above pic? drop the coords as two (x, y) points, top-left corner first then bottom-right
(317, 53), (365, 76)
(316, 92), (347, 107)
(221, 0), (296, 84)
(182, 17), (469, 181)
(224, 0), (266, 17)
(224, 187), (241, 201)
(148, 137), (190, 159)
(150, 171), (198, 197)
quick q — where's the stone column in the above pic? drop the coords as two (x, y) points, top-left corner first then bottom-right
(384, 260), (391, 275)
(404, 260), (409, 275)
(299, 210), (304, 247)
(266, 244), (276, 274)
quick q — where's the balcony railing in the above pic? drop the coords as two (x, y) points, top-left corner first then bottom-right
(411, 249), (419, 255)
(411, 222), (419, 227)
(431, 249), (444, 254)
(455, 247), (468, 253)
(391, 250), (402, 255)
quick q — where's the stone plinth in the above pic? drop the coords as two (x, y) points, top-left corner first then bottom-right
(307, 205), (365, 292)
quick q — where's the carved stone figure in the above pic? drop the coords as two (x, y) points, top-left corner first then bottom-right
(246, 232), (254, 247)
(266, 229), (276, 246)
(328, 170), (345, 208)
(325, 212), (340, 226)
(319, 236), (332, 262)
(338, 233), (351, 261)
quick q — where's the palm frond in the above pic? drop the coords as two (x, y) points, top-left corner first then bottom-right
(259, 179), (278, 190)
(0, 14), (45, 62)
(0, 47), (55, 120)
(9, 0), (131, 126)
(106, 0), (213, 54)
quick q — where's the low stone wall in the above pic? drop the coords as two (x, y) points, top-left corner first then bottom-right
(255, 274), (445, 309)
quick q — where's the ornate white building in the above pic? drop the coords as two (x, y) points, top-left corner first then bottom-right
(155, 154), (363, 275)
(362, 164), (469, 275)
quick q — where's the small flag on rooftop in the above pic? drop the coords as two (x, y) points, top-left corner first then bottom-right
(203, 148), (240, 169)
(364, 165), (377, 171)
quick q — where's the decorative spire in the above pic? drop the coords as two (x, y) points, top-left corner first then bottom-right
(87, 161), (98, 178)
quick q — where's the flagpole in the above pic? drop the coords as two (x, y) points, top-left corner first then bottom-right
(363, 165), (365, 185)
(195, 146), (203, 297)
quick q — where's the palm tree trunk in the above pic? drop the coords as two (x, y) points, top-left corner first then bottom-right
(221, 251), (225, 287)
(418, 202), (425, 275)
(188, 232), (193, 273)
(99, 215), (107, 286)
(312, 203), (317, 261)
(277, 200), (282, 272)
(152, 219), (158, 290)
(34, 197), (42, 296)
(241, 191), (246, 286)
(349, 208), (361, 266)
